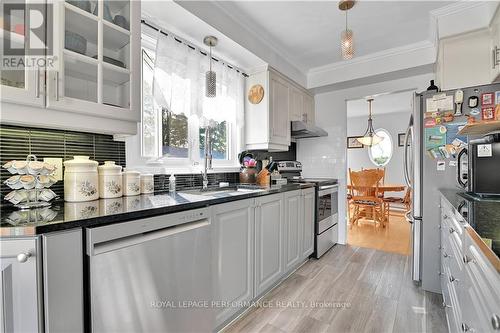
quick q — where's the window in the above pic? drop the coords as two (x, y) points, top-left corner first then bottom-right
(140, 29), (244, 168)
(368, 129), (393, 167)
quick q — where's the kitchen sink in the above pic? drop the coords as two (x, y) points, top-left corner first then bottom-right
(179, 185), (265, 197)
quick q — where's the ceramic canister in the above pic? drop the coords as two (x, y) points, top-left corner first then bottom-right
(64, 156), (99, 202)
(98, 161), (123, 198)
(140, 174), (154, 194)
(123, 170), (141, 196)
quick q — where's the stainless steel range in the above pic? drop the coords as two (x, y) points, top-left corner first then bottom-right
(277, 161), (338, 258)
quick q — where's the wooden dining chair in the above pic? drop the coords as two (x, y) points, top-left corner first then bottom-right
(348, 168), (386, 228)
(383, 187), (411, 219)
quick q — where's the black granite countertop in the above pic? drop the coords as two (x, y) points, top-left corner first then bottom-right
(439, 189), (500, 258)
(0, 183), (315, 237)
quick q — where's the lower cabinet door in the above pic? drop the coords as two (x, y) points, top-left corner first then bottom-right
(0, 237), (41, 333)
(255, 193), (284, 297)
(212, 199), (255, 327)
(284, 191), (301, 272)
(301, 188), (315, 259)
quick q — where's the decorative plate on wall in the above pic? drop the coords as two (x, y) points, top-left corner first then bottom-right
(248, 84), (264, 104)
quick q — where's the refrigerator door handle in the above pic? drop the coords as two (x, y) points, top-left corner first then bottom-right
(403, 124), (413, 188)
(456, 148), (468, 189)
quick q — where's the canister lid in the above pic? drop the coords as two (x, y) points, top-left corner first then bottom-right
(98, 161), (122, 173)
(123, 170), (141, 177)
(63, 156), (98, 167)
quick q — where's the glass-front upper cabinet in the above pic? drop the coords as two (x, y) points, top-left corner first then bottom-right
(46, 0), (140, 122)
(0, 0), (45, 107)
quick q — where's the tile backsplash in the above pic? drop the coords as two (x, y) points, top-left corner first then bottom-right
(0, 125), (126, 200)
(0, 124), (241, 202)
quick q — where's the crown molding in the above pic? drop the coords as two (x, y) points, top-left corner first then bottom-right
(307, 41), (435, 89)
(309, 40), (434, 74)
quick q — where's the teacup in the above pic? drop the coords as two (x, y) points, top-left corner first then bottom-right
(20, 175), (36, 189)
(36, 175), (51, 189)
(13, 161), (28, 174)
(2, 161), (17, 174)
(5, 190), (28, 205)
(5, 175), (22, 189)
(28, 161), (44, 175)
(39, 189), (57, 202)
(41, 162), (56, 175)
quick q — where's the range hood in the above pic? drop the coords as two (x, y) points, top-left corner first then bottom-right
(291, 121), (328, 139)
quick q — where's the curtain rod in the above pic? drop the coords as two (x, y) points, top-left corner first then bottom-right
(141, 19), (248, 77)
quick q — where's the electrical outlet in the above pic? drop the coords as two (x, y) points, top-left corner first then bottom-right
(44, 157), (63, 180)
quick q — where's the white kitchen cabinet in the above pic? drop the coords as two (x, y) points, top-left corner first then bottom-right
(437, 29), (492, 91)
(0, 0), (140, 135)
(490, 7), (500, 82)
(289, 85), (303, 122)
(283, 190), (301, 273)
(245, 68), (290, 151)
(212, 199), (255, 328)
(254, 193), (284, 296)
(301, 187), (315, 259)
(0, 1), (45, 108)
(289, 84), (314, 125)
(46, 0), (140, 122)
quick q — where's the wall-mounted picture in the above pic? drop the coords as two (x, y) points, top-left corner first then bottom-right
(398, 133), (410, 147)
(347, 136), (364, 149)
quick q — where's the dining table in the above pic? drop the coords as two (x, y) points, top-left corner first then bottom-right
(347, 184), (406, 193)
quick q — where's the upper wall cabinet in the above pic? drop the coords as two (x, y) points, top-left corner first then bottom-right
(437, 8), (500, 91)
(245, 67), (314, 151)
(0, 0), (140, 135)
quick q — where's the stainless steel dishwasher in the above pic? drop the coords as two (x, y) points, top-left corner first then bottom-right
(86, 208), (213, 333)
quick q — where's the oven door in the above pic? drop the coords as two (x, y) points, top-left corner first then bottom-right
(317, 184), (338, 233)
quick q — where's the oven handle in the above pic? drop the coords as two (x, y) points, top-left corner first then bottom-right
(318, 185), (338, 197)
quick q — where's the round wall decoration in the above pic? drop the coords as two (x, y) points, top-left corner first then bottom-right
(248, 84), (264, 104)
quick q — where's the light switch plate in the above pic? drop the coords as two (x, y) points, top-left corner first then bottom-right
(44, 157), (63, 180)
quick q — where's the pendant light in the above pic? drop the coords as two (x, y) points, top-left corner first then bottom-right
(357, 98), (384, 146)
(339, 0), (355, 60)
(204, 36), (218, 98)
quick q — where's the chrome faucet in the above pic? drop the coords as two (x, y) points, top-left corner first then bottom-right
(202, 126), (212, 190)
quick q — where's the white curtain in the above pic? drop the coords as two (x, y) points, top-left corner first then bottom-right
(152, 32), (244, 128)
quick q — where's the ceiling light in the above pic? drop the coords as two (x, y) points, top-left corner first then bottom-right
(204, 36), (218, 98)
(339, 0), (355, 60)
(357, 98), (384, 146)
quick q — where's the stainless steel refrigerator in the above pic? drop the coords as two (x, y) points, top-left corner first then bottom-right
(404, 83), (500, 293)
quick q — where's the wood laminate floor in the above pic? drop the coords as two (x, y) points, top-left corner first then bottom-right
(348, 210), (411, 255)
(223, 245), (446, 333)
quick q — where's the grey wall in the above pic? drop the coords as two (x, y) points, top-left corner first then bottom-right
(347, 111), (410, 194)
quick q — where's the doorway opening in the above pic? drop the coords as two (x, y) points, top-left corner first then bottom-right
(346, 91), (413, 255)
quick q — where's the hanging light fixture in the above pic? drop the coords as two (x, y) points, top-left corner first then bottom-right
(357, 98), (384, 146)
(339, 0), (355, 60)
(204, 36), (218, 98)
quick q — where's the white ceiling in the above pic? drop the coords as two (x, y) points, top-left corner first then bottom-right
(213, 1), (453, 71)
(346, 90), (414, 118)
(141, 1), (266, 71)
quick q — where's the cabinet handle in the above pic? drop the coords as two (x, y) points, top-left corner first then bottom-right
(462, 254), (475, 264)
(35, 67), (40, 98)
(55, 71), (60, 101)
(443, 252), (451, 258)
(461, 323), (471, 332)
(449, 275), (458, 283)
(492, 314), (500, 330)
(449, 227), (455, 234)
(442, 301), (451, 308)
(0, 252), (31, 263)
(493, 46), (500, 69)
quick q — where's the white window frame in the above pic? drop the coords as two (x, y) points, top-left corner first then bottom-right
(140, 31), (241, 171)
(368, 128), (393, 167)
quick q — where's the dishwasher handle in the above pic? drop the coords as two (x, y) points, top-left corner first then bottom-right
(88, 219), (210, 256)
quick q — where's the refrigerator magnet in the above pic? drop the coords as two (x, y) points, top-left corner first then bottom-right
(495, 91), (500, 104)
(482, 106), (495, 120)
(469, 108), (480, 116)
(481, 92), (494, 106)
(437, 160), (446, 171)
(496, 105), (500, 120)
(468, 96), (479, 108)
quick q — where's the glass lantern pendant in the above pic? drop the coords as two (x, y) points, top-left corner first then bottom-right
(339, 0), (355, 60)
(357, 98), (384, 146)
